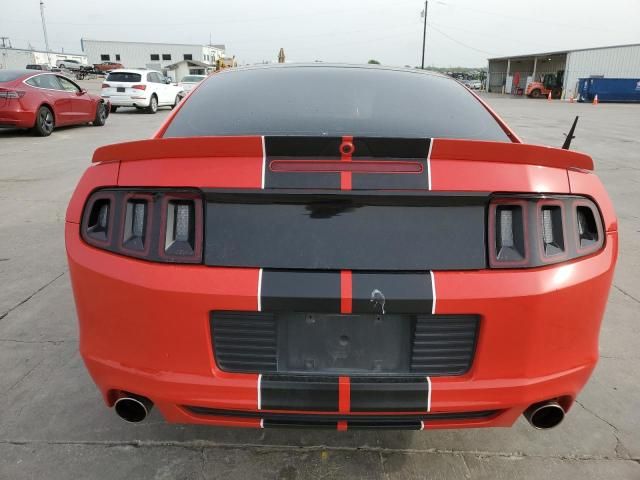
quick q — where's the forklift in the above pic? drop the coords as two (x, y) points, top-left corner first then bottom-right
(526, 70), (564, 99)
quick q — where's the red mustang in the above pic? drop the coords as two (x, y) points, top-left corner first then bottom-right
(0, 70), (108, 136)
(66, 64), (617, 431)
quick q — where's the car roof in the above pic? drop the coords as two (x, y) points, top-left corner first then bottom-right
(215, 62), (451, 79)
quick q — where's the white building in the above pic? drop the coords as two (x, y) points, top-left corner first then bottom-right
(81, 39), (225, 73)
(487, 43), (640, 99)
(0, 47), (86, 69)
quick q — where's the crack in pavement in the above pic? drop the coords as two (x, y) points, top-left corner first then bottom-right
(574, 400), (630, 461)
(0, 338), (71, 345)
(614, 285), (640, 305)
(460, 454), (473, 479)
(378, 450), (390, 480)
(1, 439), (639, 463)
(0, 271), (66, 320)
(3, 358), (45, 397)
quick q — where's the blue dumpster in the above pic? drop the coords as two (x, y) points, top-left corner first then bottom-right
(578, 78), (640, 103)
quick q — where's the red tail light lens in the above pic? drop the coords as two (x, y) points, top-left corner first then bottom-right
(489, 195), (604, 268)
(132, 84), (147, 90)
(101, 83), (110, 88)
(81, 189), (203, 263)
(0, 89), (26, 98)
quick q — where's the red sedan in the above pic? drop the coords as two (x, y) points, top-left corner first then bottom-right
(66, 64), (617, 431)
(0, 69), (108, 136)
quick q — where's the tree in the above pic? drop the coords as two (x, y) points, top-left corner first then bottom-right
(368, 59), (381, 65)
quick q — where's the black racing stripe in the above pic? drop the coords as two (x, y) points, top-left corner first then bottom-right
(351, 137), (431, 190)
(264, 136), (341, 189)
(261, 375), (339, 411)
(352, 272), (433, 314)
(350, 377), (430, 412)
(352, 138), (431, 158)
(261, 270), (340, 313)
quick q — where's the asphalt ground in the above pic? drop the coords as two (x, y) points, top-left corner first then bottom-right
(1, 80), (639, 479)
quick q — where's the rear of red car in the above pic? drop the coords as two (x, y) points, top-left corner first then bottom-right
(0, 70), (36, 128)
(66, 65), (617, 431)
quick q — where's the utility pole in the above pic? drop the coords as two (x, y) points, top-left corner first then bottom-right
(39, 0), (52, 66)
(0, 37), (10, 70)
(421, 0), (428, 69)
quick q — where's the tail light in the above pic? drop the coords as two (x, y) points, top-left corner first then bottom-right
(132, 84), (147, 90)
(0, 89), (26, 98)
(101, 83), (110, 88)
(81, 189), (203, 263)
(489, 195), (604, 268)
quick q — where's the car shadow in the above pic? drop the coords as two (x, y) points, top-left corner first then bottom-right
(0, 124), (96, 138)
(111, 107), (173, 115)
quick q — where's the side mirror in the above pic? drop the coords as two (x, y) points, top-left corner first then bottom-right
(77, 89), (87, 95)
(164, 77), (172, 84)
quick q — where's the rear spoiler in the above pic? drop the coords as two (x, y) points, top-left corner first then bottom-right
(92, 137), (594, 171)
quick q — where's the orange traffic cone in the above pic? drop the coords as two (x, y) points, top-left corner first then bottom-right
(547, 91), (552, 101)
(593, 94), (599, 105)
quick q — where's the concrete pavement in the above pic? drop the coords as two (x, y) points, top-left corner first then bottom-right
(1, 87), (639, 479)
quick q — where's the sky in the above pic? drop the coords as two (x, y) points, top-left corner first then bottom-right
(2, 0), (639, 67)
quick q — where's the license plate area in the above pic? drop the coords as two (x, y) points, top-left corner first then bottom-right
(210, 311), (478, 376)
(279, 313), (411, 375)
(117, 87), (125, 92)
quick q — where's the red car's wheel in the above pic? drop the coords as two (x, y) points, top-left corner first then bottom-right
(32, 106), (54, 137)
(93, 102), (107, 126)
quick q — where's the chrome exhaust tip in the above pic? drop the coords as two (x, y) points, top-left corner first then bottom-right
(114, 393), (153, 423)
(524, 401), (565, 430)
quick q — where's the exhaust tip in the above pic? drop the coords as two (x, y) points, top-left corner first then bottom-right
(524, 401), (565, 430)
(114, 394), (153, 423)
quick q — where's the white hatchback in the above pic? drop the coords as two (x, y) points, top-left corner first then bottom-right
(101, 69), (184, 113)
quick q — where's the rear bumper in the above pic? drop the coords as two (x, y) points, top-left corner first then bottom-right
(66, 222), (617, 429)
(0, 108), (35, 128)
(102, 94), (150, 107)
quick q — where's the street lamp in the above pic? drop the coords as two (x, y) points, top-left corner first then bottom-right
(421, 1), (428, 69)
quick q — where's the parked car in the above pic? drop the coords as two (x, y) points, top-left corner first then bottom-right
(94, 61), (124, 72)
(56, 58), (83, 71)
(0, 69), (109, 136)
(178, 74), (206, 93)
(66, 64), (617, 431)
(25, 64), (51, 71)
(101, 69), (184, 113)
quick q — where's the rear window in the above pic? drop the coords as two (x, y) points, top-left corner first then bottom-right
(0, 71), (26, 82)
(164, 66), (510, 141)
(181, 76), (204, 82)
(106, 72), (142, 82)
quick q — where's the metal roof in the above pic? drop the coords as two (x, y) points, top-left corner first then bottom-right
(165, 59), (212, 69)
(488, 42), (640, 61)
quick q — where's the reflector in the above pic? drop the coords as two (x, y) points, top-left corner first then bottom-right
(98, 204), (109, 229)
(542, 209), (554, 245)
(133, 203), (145, 237)
(500, 209), (514, 248)
(175, 204), (190, 242)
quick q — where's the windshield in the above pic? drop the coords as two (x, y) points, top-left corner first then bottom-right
(106, 72), (142, 82)
(164, 66), (510, 141)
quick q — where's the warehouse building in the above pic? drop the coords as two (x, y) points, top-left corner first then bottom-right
(0, 47), (86, 69)
(487, 43), (640, 99)
(81, 39), (225, 73)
